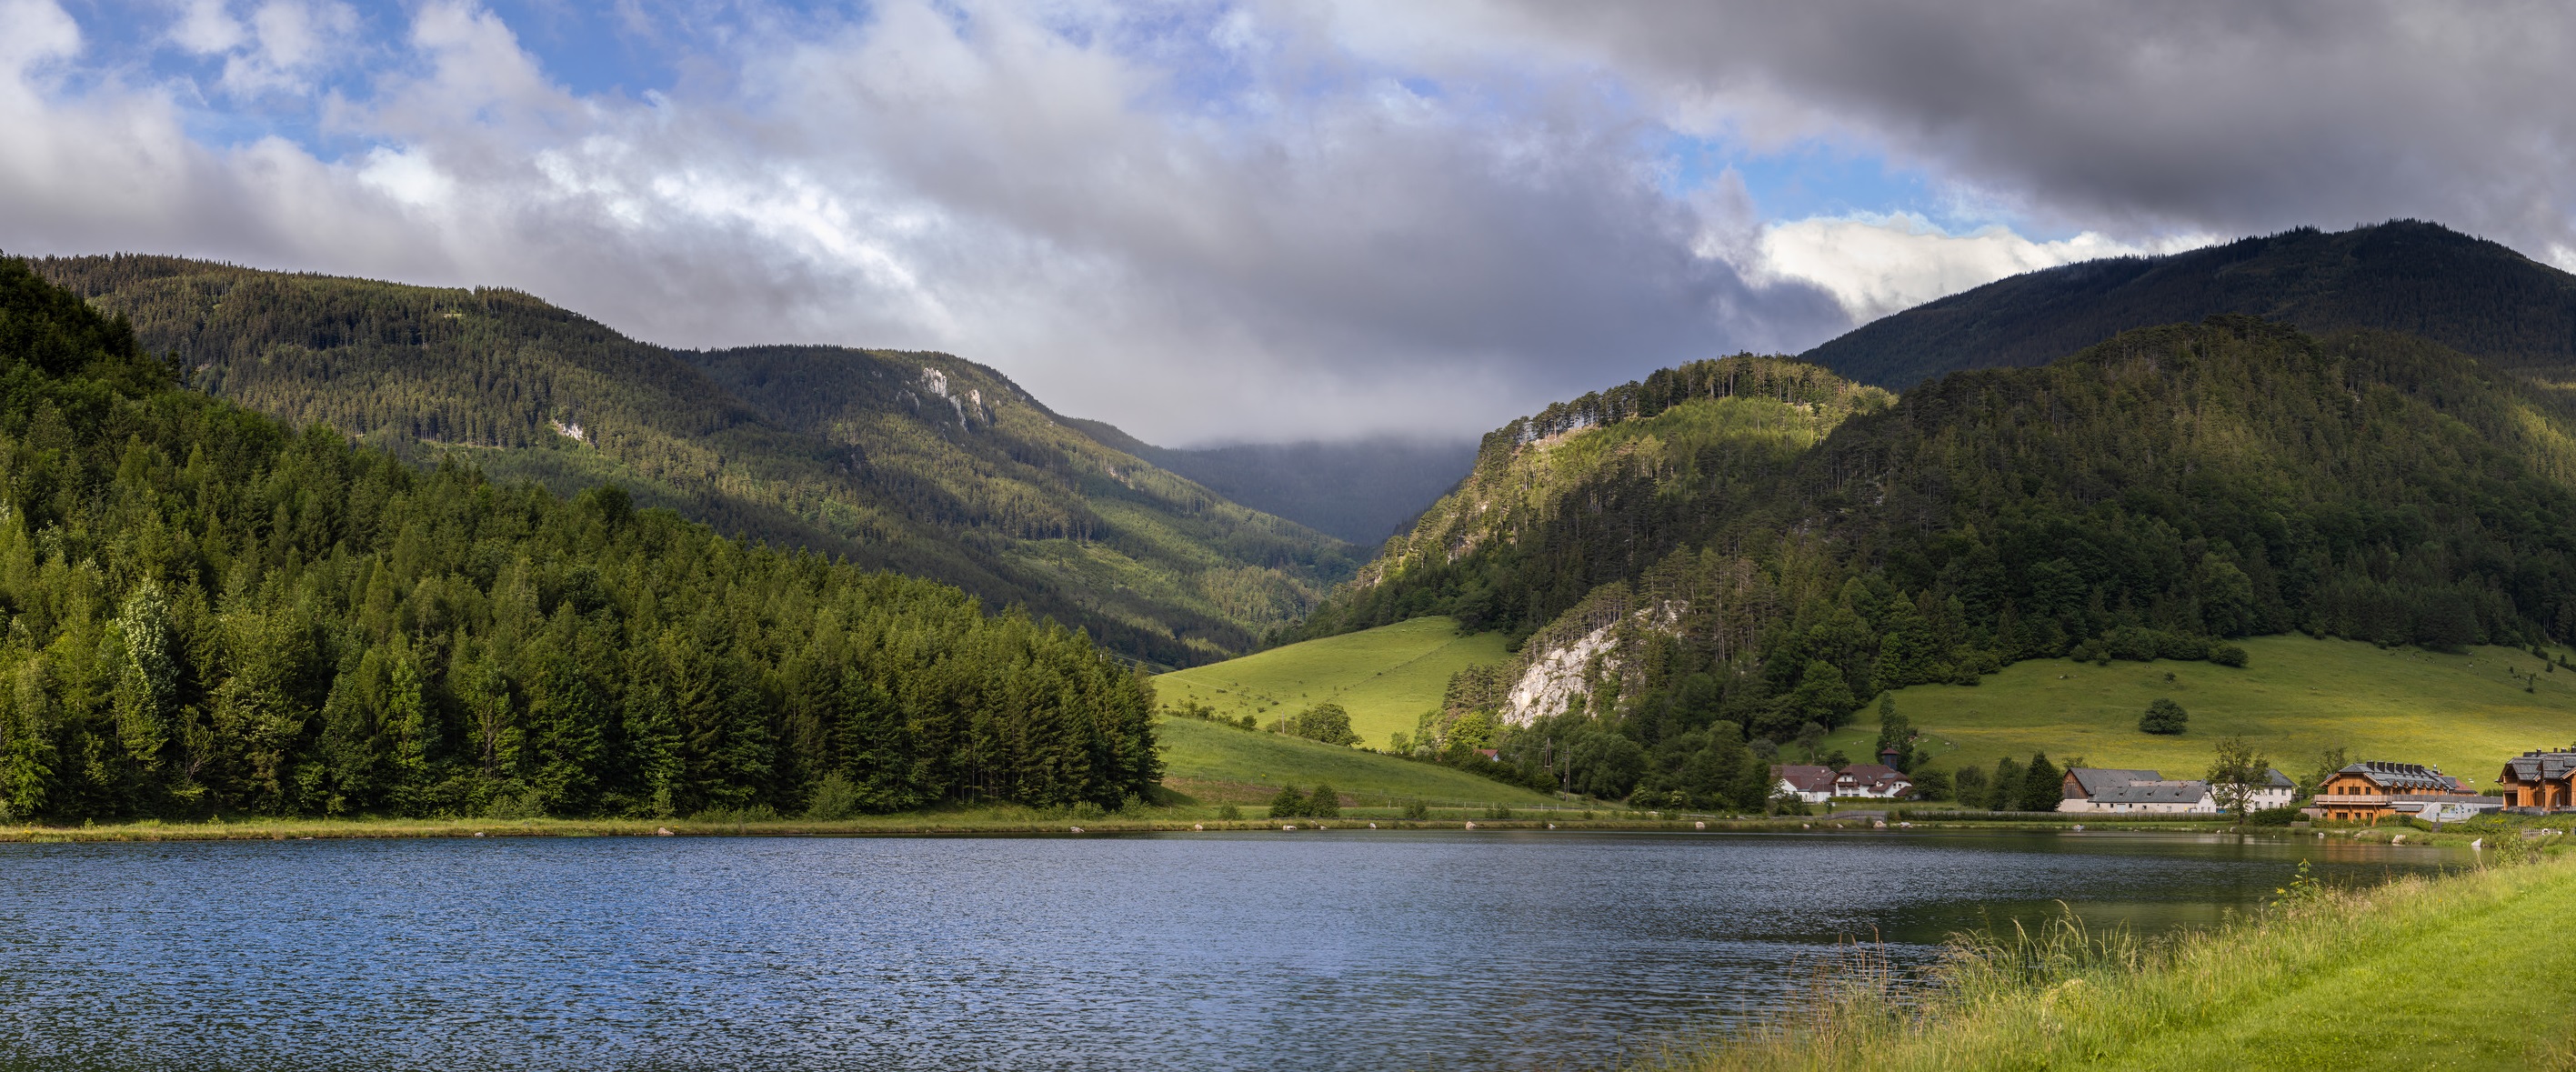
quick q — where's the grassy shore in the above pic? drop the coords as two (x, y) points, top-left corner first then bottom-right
(1653, 844), (2576, 1071)
(0, 806), (2270, 842)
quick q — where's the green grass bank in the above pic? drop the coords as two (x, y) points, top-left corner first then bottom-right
(1656, 848), (2576, 1072)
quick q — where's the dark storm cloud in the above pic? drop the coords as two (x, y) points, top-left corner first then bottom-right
(1440, 0), (2576, 256)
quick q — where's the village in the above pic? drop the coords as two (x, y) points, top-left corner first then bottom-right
(1769, 745), (2576, 824)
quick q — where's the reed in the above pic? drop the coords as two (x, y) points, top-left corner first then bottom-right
(1653, 851), (2576, 1071)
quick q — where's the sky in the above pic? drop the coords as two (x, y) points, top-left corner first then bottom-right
(3, 1), (2572, 446)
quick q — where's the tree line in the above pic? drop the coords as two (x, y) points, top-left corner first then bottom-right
(0, 257), (1158, 824)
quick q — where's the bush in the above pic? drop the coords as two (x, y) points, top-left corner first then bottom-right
(805, 771), (863, 820)
(1277, 703), (1361, 746)
(1308, 784), (1342, 818)
(1402, 799), (1429, 820)
(1268, 785), (1309, 818)
(2210, 643), (2250, 667)
(2140, 697), (2189, 735)
(1216, 804), (1241, 821)
(2243, 805), (2303, 827)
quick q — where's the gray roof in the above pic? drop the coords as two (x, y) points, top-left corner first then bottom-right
(2088, 779), (2212, 805)
(2065, 768), (2164, 797)
(2339, 761), (2451, 792)
(2501, 751), (2576, 784)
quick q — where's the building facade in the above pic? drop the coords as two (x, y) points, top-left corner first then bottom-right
(2316, 760), (2498, 824)
(2058, 768), (2217, 814)
(2497, 749), (2576, 812)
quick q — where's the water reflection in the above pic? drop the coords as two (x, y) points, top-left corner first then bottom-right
(0, 829), (2459, 1071)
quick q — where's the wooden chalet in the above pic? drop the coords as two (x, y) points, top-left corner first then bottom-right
(2316, 761), (2495, 824)
(2498, 749), (2576, 812)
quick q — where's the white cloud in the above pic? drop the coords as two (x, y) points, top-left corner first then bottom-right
(1755, 214), (2212, 323)
(37, 0), (2563, 446)
(168, 0), (245, 55)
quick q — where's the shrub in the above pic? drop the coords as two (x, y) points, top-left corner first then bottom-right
(804, 772), (863, 820)
(1278, 703), (1361, 746)
(2243, 805), (2303, 827)
(2140, 697), (2189, 735)
(1216, 804), (1241, 821)
(2210, 643), (2250, 667)
(1402, 799), (1429, 820)
(1308, 784), (1342, 818)
(1268, 785), (1308, 818)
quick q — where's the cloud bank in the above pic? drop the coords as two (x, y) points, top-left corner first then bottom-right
(1, 1), (2571, 443)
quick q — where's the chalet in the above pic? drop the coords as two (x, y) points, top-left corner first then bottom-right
(2057, 767), (2214, 814)
(2497, 749), (2576, 812)
(1830, 763), (1914, 799)
(2316, 761), (2498, 824)
(1773, 765), (1837, 804)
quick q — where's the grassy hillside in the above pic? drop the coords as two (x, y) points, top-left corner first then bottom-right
(1804, 219), (2576, 388)
(1848, 635), (2576, 788)
(28, 255), (1355, 666)
(1153, 616), (1509, 747)
(1154, 715), (1559, 807)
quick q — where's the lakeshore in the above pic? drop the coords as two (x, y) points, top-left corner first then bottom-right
(0, 807), (2537, 843)
(1659, 847), (2576, 1071)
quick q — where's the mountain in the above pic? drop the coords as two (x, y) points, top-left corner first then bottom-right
(1308, 316), (2576, 804)
(29, 255), (1358, 667)
(0, 256), (1157, 825)
(1803, 220), (2576, 388)
(1062, 425), (1478, 546)
(1297, 355), (1895, 640)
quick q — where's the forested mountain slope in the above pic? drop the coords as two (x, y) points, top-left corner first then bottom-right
(1804, 221), (2576, 388)
(0, 257), (1157, 825)
(30, 255), (1356, 666)
(1315, 317), (2576, 804)
(1297, 355), (1896, 640)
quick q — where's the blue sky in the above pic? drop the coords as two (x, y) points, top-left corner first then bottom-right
(3, 1), (2569, 444)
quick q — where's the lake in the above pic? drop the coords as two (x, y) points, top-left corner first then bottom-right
(0, 828), (2461, 1071)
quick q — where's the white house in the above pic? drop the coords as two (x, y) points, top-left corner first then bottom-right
(2213, 768), (2299, 811)
(2058, 767), (2217, 814)
(1774, 765), (1836, 804)
(1831, 763), (1915, 799)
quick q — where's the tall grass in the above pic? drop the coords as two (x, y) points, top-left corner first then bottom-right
(1650, 854), (2576, 1071)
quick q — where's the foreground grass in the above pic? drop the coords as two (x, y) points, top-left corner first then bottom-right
(1659, 851), (2576, 1072)
(1153, 616), (1509, 747)
(1844, 635), (2576, 781)
(1155, 713), (1563, 806)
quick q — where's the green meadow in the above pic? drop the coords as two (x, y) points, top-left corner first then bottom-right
(1152, 616), (1509, 748)
(1841, 635), (2576, 787)
(1153, 714), (1561, 807)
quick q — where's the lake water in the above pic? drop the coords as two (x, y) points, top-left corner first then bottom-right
(0, 829), (2461, 1071)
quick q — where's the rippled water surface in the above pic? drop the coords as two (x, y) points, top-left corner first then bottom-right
(0, 829), (2458, 1070)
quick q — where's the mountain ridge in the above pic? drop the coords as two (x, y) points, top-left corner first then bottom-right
(1801, 220), (2576, 388)
(28, 253), (1356, 667)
